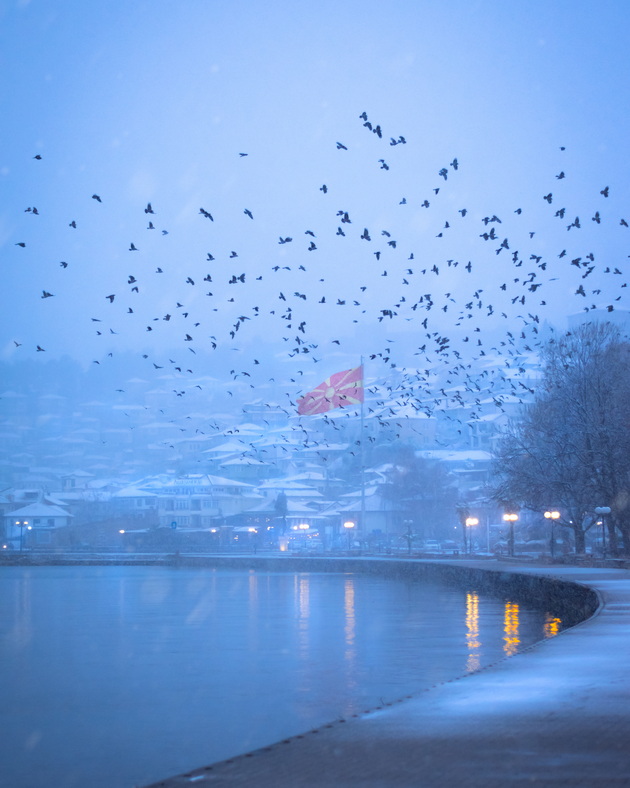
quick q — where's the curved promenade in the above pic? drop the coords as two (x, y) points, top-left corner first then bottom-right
(143, 558), (630, 788)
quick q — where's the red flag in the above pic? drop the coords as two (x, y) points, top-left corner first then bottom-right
(297, 366), (364, 415)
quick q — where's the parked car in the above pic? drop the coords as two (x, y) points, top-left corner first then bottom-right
(423, 540), (442, 553)
(440, 540), (460, 554)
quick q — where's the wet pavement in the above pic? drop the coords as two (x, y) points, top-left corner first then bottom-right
(144, 560), (630, 787)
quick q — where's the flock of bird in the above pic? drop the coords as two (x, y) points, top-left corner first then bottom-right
(9, 109), (630, 456)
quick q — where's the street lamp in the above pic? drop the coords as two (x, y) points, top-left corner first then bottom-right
(502, 513), (519, 557)
(594, 506), (611, 557)
(343, 520), (355, 550)
(14, 520), (29, 552)
(544, 511), (560, 558)
(402, 519), (414, 555)
(465, 517), (479, 554)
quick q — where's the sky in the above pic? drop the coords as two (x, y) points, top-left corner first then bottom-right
(1, 0), (630, 398)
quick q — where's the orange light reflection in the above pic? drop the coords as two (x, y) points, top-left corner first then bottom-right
(465, 592), (481, 672)
(503, 601), (520, 656)
(544, 613), (562, 638)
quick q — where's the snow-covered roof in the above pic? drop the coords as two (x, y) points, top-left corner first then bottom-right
(202, 441), (249, 455)
(113, 486), (158, 499)
(6, 503), (72, 518)
(416, 449), (494, 463)
(220, 457), (267, 466)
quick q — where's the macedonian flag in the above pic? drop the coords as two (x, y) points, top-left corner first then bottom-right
(297, 366), (364, 415)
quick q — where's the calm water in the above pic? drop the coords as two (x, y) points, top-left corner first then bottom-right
(0, 566), (562, 788)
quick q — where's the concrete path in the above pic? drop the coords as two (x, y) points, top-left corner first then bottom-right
(144, 562), (630, 787)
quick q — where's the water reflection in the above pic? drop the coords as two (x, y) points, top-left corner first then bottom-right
(295, 574), (310, 659)
(344, 576), (356, 667)
(0, 567), (562, 788)
(503, 601), (520, 656)
(465, 592), (481, 672)
(544, 613), (562, 638)
(5, 569), (34, 652)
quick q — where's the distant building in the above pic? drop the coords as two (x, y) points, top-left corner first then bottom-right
(4, 502), (73, 549)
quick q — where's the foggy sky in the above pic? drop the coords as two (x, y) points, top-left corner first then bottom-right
(2, 0), (629, 399)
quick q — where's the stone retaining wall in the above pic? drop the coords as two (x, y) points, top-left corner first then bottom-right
(167, 554), (601, 628)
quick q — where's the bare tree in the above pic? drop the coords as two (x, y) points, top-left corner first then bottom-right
(492, 322), (630, 555)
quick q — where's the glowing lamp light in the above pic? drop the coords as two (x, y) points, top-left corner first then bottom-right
(502, 513), (519, 522)
(465, 517), (479, 527)
(119, 529), (125, 534)
(544, 511), (560, 520)
(343, 521), (355, 530)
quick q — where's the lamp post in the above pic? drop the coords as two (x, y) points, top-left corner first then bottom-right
(465, 517), (479, 555)
(15, 520), (29, 552)
(594, 507), (611, 557)
(403, 519), (413, 555)
(343, 520), (355, 551)
(544, 511), (560, 558)
(502, 513), (519, 557)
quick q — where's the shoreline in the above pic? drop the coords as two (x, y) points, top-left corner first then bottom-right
(136, 557), (625, 787)
(4, 553), (621, 786)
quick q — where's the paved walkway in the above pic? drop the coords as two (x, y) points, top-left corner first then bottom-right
(144, 562), (630, 787)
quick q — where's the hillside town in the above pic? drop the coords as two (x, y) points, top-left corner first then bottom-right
(4, 310), (627, 556)
(0, 350), (540, 554)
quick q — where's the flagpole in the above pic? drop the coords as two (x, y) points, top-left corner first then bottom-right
(360, 356), (366, 543)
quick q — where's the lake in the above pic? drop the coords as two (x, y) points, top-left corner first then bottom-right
(0, 565), (562, 788)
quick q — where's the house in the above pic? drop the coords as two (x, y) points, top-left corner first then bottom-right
(4, 502), (73, 549)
